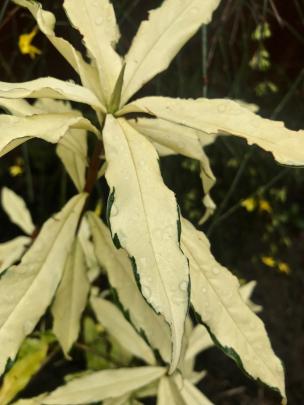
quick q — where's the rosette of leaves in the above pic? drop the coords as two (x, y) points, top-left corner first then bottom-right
(1, 0), (304, 402)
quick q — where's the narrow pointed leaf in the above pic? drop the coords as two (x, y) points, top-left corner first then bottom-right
(0, 98), (41, 117)
(63, 0), (122, 103)
(43, 367), (165, 404)
(0, 113), (98, 158)
(157, 376), (185, 405)
(0, 193), (87, 376)
(0, 237), (31, 274)
(0, 77), (104, 111)
(78, 218), (100, 282)
(175, 377), (213, 405)
(129, 117), (216, 223)
(0, 338), (48, 405)
(11, 394), (47, 405)
(121, 97), (304, 166)
(57, 129), (88, 191)
(91, 296), (155, 365)
(52, 240), (90, 357)
(13, 0), (103, 99)
(240, 281), (263, 313)
(103, 116), (189, 372)
(181, 218), (286, 399)
(1, 188), (34, 235)
(87, 212), (171, 363)
(121, 0), (220, 104)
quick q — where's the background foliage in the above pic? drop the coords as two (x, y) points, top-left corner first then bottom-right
(0, 0), (303, 403)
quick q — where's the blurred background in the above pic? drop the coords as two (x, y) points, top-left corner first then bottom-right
(0, 0), (303, 403)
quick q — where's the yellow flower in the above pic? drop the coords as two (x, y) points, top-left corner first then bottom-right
(259, 199), (272, 213)
(277, 261), (290, 275)
(18, 26), (41, 59)
(261, 256), (276, 268)
(241, 198), (256, 212)
(9, 165), (23, 177)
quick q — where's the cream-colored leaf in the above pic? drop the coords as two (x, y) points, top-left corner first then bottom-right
(91, 296), (155, 365)
(1, 188), (34, 235)
(52, 239), (90, 357)
(0, 237), (31, 274)
(57, 129), (88, 191)
(121, 0), (220, 105)
(0, 77), (104, 112)
(78, 218), (100, 282)
(63, 0), (122, 103)
(103, 394), (130, 405)
(0, 193), (87, 376)
(103, 116), (190, 372)
(240, 281), (263, 313)
(129, 117), (216, 223)
(0, 98), (41, 117)
(181, 218), (286, 399)
(120, 96), (304, 166)
(87, 212), (171, 364)
(157, 376), (185, 405)
(0, 113), (98, 158)
(13, 0), (103, 100)
(12, 394), (47, 405)
(175, 377), (213, 405)
(184, 325), (213, 363)
(43, 367), (166, 404)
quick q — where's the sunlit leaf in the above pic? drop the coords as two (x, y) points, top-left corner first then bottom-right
(0, 193), (87, 375)
(1, 187), (34, 235)
(43, 366), (166, 404)
(91, 296), (155, 365)
(52, 239), (90, 357)
(121, 0), (221, 105)
(0, 237), (31, 274)
(181, 218), (286, 399)
(103, 116), (190, 372)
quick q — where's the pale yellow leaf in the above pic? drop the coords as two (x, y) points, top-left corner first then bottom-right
(87, 212), (171, 364)
(12, 394), (47, 405)
(174, 377), (213, 405)
(240, 281), (263, 313)
(120, 97), (304, 166)
(0, 113), (98, 158)
(13, 0), (103, 100)
(43, 366), (166, 404)
(157, 376), (185, 405)
(91, 296), (155, 365)
(78, 218), (100, 282)
(0, 98), (41, 116)
(128, 117), (217, 223)
(103, 116), (190, 373)
(181, 218), (286, 399)
(52, 239), (90, 357)
(121, 0), (221, 105)
(0, 77), (104, 112)
(57, 129), (88, 191)
(63, 0), (122, 103)
(0, 193), (87, 376)
(1, 187), (35, 235)
(0, 237), (30, 274)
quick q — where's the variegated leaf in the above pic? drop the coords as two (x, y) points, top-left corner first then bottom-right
(52, 240), (90, 357)
(174, 377), (213, 405)
(63, 0), (122, 104)
(157, 376), (185, 405)
(0, 237), (31, 274)
(43, 367), (166, 404)
(121, 0), (221, 105)
(120, 97), (304, 166)
(0, 194), (87, 376)
(181, 218), (286, 399)
(103, 116), (190, 372)
(87, 212), (171, 364)
(91, 296), (155, 365)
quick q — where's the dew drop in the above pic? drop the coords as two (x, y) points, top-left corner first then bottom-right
(142, 285), (151, 299)
(95, 17), (103, 25)
(212, 267), (219, 275)
(179, 280), (188, 292)
(190, 7), (199, 14)
(202, 287), (207, 293)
